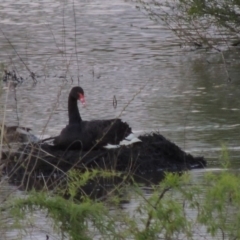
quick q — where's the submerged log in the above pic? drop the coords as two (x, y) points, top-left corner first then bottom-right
(2, 132), (206, 190)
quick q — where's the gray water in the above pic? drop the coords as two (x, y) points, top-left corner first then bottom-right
(1, 0), (240, 239)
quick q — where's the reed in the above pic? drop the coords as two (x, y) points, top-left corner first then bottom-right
(0, 82), (10, 161)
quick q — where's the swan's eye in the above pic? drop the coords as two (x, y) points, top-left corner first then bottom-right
(79, 93), (86, 105)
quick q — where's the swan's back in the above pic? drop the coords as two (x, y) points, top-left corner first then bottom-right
(81, 118), (132, 148)
(53, 118), (132, 150)
(53, 124), (82, 149)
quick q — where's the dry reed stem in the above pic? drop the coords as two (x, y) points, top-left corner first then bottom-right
(0, 82), (10, 161)
(40, 86), (64, 139)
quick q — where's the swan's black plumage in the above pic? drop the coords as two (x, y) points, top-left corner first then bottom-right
(3, 132), (206, 190)
(67, 86), (84, 124)
(53, 86), (133, 150)
(1, 86), (207, 191)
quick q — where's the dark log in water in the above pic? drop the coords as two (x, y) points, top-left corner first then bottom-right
(2, 132), (206, 190)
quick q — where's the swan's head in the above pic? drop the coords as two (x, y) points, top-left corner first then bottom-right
(70, 86), (86, 106)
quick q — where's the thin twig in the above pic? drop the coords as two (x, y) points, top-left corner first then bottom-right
(145, 187), (171, 229)
(0, 28), (37, 83)
(72, 0), (80, 83)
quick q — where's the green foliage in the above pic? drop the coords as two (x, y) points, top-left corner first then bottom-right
(133, 0), (240, 47)
(132, 173), (193, 239)
(220, 144), (230, 168)
(199, 171), (240, 238)
(4, 162), (240, 240)
(10, 191), (107, 240)
(183, 0), (240, 26)
(63, 168), (121, 199)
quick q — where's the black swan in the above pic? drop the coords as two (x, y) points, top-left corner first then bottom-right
(53, 86), (141, 150)
(3, 132), (206, 190)
(1, 87), (206, 190)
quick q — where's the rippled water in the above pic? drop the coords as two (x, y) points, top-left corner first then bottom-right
(1, 0), (240, 239)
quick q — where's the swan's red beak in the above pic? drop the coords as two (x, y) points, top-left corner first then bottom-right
(79, 93), (86, 106)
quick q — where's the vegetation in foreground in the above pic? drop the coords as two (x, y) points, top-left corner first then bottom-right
(1, 150), (240, 240)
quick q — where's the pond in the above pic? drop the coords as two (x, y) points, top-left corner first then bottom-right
(0, 0), (240, 239)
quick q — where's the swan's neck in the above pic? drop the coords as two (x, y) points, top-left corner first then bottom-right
(68, 96), (82, 124)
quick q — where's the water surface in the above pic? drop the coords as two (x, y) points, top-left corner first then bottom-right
(1, 0), (240, 239)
